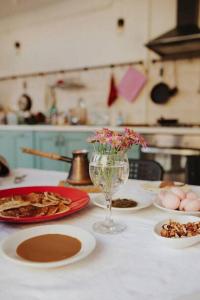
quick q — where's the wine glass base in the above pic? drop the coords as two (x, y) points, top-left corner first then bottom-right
(93, 219), (126, 234)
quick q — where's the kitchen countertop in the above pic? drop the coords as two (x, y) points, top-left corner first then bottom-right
(0, 124), (200, 135)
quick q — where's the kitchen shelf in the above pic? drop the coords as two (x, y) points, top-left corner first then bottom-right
(0, 60), (143, 82)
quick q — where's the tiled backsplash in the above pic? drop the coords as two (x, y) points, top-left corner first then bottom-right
(0, 58), (199, 125)
(0, 0), (199, 125)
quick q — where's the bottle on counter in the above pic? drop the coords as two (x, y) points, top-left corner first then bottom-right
(47, 87), (58, 125)
(76, 98), (87, 125)
(49, 102), (58, 125)
(116, 112), (124, 126)
(5, 106), (18, 125)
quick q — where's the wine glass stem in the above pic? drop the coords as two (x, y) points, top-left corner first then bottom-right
(105, 192), (113, 224)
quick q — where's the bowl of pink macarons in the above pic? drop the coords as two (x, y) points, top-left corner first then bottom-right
(154, 186), (200, 216)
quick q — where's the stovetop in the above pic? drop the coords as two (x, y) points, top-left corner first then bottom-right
(120, 123), (200, 128)
(158, 123), (200, 127)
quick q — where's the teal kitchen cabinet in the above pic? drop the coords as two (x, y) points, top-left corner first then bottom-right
(0, 129), (140, 171)
(35, 131), (92, 172)
(62, 132), (92, 155)
(60, 132), (92, 172)
(0, 131), (34, 168)
(35, 132), (66, 171)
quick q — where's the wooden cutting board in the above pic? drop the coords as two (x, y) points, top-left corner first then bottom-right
(58, 181), (101, 193)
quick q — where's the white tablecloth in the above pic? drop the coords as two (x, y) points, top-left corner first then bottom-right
(0, 168), (200, 300)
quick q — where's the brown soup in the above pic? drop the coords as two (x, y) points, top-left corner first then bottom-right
(16, 234), (81, 263)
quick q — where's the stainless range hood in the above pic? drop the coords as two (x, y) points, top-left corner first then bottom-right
(146, 0), (200, 60)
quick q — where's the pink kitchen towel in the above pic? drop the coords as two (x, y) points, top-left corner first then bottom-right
(118, 67), (147, 102)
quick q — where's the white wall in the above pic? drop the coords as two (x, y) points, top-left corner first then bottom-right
(0, 0), (199, 125)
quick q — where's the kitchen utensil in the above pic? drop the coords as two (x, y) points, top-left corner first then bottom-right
(18, 94), (32, 112)
(21, 148), (92, 186)
(107, 74), (118, 107)
(150, 63), (178, 104)
(18, 81), (32, 112)
(118, 67), (147, 102)
(67, 150), (92, 185)
(0, 186), (89, 223)
(51, 78), (86, 90)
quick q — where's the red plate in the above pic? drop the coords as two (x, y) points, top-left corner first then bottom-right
(0, 186), (90, 224)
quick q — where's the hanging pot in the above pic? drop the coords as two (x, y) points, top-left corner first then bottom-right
(18, 81), (33, 111)
(150, 62), (178, 104)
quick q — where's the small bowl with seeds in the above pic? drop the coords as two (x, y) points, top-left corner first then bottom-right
(153, 215), (200, 249)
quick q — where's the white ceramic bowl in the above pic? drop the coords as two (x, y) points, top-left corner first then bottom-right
(0, 225), (96, 268)
(153, 215), (200, 249)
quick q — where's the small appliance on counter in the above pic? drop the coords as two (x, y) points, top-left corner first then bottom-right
(157, 117), (178, 127)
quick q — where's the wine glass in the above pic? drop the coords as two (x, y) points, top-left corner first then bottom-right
(89, 151), (129, 234)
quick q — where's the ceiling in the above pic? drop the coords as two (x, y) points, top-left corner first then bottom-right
(0, 0), (63, 18)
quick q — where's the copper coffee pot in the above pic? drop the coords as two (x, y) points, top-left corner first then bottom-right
(67, 149), (92, 185)
(22, 147), (92, 186)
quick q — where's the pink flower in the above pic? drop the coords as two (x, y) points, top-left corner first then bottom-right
(87, 127), (146, 153)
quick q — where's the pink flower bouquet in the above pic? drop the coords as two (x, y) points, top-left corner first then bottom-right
(88, 127), (146, 154)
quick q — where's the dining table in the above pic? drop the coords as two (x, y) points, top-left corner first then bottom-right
(0, 168), (200, 300)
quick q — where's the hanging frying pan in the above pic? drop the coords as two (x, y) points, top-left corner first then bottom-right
(150, 62), (178, 104)
(18, 81), (32, 112)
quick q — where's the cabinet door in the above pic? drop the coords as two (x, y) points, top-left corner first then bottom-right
(0, 131), (34, 169)
(0, 132), (15, 168)
(35, 132), (65, 171)
(15, 131), (34, 168)
(63, 132), (90, 153)
(59, 132), (91, 172)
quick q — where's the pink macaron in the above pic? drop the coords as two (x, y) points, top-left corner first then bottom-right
(179, 198), (192, 211)
(162, 192), (180, 210)
(170, 187), (186, 200)
(184, 199), (200, 211)
(186, 191), (198, 200)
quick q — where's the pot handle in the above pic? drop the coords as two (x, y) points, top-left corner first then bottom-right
(21, 147), (72, 163)
(169, 87), (178, 96)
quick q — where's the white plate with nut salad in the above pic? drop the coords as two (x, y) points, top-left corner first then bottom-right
(153, 216), (200, 249)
